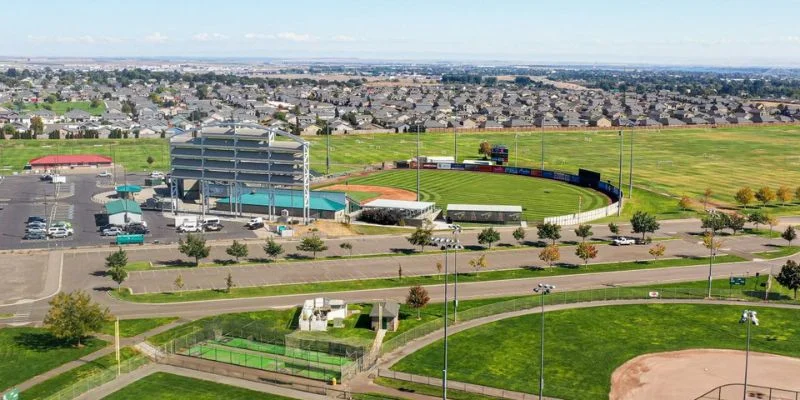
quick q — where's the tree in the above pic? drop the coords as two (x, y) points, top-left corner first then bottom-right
(146, 155), (155, 166)
(407, 227), (433, 252)
(536, 222), (562, 245)
(608, 222), (620, 237)
(90, 98), (102, 108)
(782, 226), (797, 247)
(468, 254), (488, 276)
(1, 124), (14, 139)
(734, 187), (755, 208)
(104, 248), (128, 289)
(748, 211), (766, 232)
(703, 188), (713, 210)
(575, 242), (598, 267)
(648, 243), (666, 261)
(703, 232), (723, 256)
(43, 290), (110, 347)
(755, 186), (776, 207)
(766, 215), (779, 234)
(226, 240), (248, 262)
(406, 285), (431, 319)
(30, 116), (44, 136)
(512, 227), (526, 244)
(263, 238), (284, 260)
(478, 227), (500, 248)
(225, 272), (235, 293)
(538, 245), (560, 268)
(398, 263), (403, 281)
(630, 211), (659, 242)
(339, 242), (353, 256)
(297, 235), (327, 258)
(795, 187), (800, 204)
(174, 274), (184, 296)
(435, 261), (443, 278)
(478, 141), (492, 158)
(702, 212), (728, 234)
(777, 186), (793, 205)
(678, 195), (692, 211)
(726, 213), (746, 236)
(574, 224), (593, 242)
(776, 260), (800, 299)
(178, 233), (210, 266)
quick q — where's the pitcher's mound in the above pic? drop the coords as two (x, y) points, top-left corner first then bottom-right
(610, 349), (800, 400)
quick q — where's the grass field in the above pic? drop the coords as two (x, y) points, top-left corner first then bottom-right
(103, 372), (296, 400)
(343, 170), (608, 221)
(0, 328), (106, 392)
(21, 347), (139, 400)
(302, 125), (800, 205)
(2, 101), (106, 116)
(391, 303), (800, 399)
(98, 317), (178, 338)
(0, 139), (169, 173)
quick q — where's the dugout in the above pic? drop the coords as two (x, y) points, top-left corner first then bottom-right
(446, 204), (522, 224)
(361, 199), (436, 220)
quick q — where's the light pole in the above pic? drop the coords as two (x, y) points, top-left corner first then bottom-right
(617, 130), (623, 216)
(442, 241), (451, 400)
(515, 133), (519, 167)
(706, 221), (719, 298)
(326, 125), (331, 175)
(453, 126), (457, 163)
(416, 124), (421, 201)
(628, 129), (634, 199)
(739, 310), (760, 400)
(540, 129), (544, 170)
(449, 224), (462, 321)
(533, 283), (555, 400)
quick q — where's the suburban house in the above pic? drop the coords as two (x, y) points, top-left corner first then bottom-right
(370, 301), (400, 332)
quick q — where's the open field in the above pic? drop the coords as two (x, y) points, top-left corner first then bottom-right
(0, 139), (169, 173)
(0, 328), (106, 392)
(343, 170), (608, 221)
(391, 303), (800, 399)
(98, 317), (178, 338)
(302, 125), (800, 204)
(102, 371), (296, 400)
(2, 101), (106, 116)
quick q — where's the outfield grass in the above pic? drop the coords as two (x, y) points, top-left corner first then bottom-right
(343, 169), (608, 221)
(3, 101), (106, 116)
(599, 187), (698, 222)
(115, 254), (744, 304)
(21, 347), (139, 400)
(343, 190), (379, 203)
(98, 317), (178, 338)
(0, 328), (106, 391)
(391, 303), (800, 399)
(0, 139), (169, 173)
(103, 372), (297, 400)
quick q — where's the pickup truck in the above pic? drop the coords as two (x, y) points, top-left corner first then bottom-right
(612, 237), (636, 246)
(245, 217), (264, 230)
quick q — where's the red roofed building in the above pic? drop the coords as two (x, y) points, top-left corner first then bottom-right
(28, 155), (113, 169)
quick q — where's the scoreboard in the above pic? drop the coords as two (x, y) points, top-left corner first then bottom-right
(490, 145), (509, 165)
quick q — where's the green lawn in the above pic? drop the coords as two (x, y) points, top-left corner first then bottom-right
(0, 139), (169, 173)
(375, 377), (501, 400)
(115, 254), (744, 304)
(342, 170), (608, 221)
(598, 187), (698, 222)
(304, 126), (800, 207)
(102, 372), (297, 400)
(0, 328), (106, 392)
(753, 245), (800, 259)
(288, 303), (377, 348)
(21, 347), (140, 400)
(148, 309), (297, 346)
(3, 101), (106, 116)
(98, 317), (179, 338)
(391, 303), (800, 399)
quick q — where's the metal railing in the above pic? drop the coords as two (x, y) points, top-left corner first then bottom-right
(41, 354), (150, 400)
(696, 383), (800, 400)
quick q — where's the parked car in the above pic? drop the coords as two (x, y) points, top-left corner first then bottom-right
(97, 171), (112, 177)
(39, 174), (52, 181)
(49, 228), (70, 238)
(612, 237), (636, 246)
(126, 225), (149, 234)
(204, 223), (223, 232)
(25, 227), (47, 235)
(26, 221), (47, 230)
(101, 227), (124, 236)
(150, 171), (165, 178)
(245, 217), (264, 230)
(177, 221), (200, 233)
(50, 222), (74, 235)
(24, 231), (47, 240)
(26, 216), (46, 224)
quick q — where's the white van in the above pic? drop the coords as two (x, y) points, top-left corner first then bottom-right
(201, 217), (220, 226)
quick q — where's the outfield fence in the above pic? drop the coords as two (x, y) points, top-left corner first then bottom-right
(381, 285), (785, 354)
(543, 201), (621, 226)
(695, 383), (800, 400)
(41, 354), (150, 400)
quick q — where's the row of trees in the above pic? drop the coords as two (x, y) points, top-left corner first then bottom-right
(734, 186), (800, 208)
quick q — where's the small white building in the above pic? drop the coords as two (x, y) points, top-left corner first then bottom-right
(105, 200), (143, 226)
(298, 298), (348, 332)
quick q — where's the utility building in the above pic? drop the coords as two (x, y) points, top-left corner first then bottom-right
(169, 122), (311, 223)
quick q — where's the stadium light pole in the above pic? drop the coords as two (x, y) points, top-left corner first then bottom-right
(707, 227), (718, 298)
(540, 128), (544, 170)
(739, 310), (759, 400)
(453, 126), (457, 163)
(628, 129), (634, 199)
(514, 133), (519, 167)
(533, 283), (555, 400)
(442, 242), (450, 400)
(325, 125), (331, 175)
(450, 224), (462, 321)
(416, 124), (421, 202)
(617, 130), (623, 216)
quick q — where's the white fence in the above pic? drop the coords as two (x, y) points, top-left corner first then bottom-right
(543, 200), (621, 226)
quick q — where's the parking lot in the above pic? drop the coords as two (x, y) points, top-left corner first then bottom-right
(0, 172), (257, 251)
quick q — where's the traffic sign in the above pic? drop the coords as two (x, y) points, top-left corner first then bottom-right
(3, 388), (19, 400)
(730, 277), (746, 286)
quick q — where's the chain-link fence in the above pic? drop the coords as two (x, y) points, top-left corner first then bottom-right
(381, 285), (780, 354)
(696, 383), (800, 400)
(41, 354), (150, 400)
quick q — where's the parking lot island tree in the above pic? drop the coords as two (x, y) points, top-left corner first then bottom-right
(468, 254), (488, 276)
(263, 238), (284, 261)
(296, 234), (327, 258)
(782, 226), (797, 247)
(173, 274), (184, 296)
(225, 240), (248, 262)
(575, 242), (598, 267)
(539, 244), (560, 268)
(649, 243), (666, 261)
(536, 222), (562, 245)
(339, 242), (353, 256)
(178, 233), (210, 266)
(225, 272), (235, 293)
(776, 260), (800, 300)
(512, 227), (526, 244)
(574, 224), (593, 242)
(478, 227), (501, 249)
(608, 222), (620, 238)
(407, 227), (433, 252)
(44, 290), (110, 347)
(630, 211), (660, 242)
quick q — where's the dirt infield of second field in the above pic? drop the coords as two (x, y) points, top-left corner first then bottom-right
(610, 349), (800, 400)
(323, 184), (417, 204)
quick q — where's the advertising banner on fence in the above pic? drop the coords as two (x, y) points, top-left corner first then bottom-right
(450, 163), (465, 170)
(437, 163), (452, 170)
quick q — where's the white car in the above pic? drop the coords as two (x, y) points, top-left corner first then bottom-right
(49, 228), (70, 238)
(50, 222), (74, 235)
(613, 237), (636, 246)
(97, 171), (112, 177)
(177, 222), (200, 233)
(102, 227), (124, 236)
(150, 171), (165, 178)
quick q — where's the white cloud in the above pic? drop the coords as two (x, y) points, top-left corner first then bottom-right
(330, 35), (357, 42)
(244, 33), (276, 40)
(143, 32), (168, 44)
(277, 32), (316, 42)
(192, 33), (229, 42)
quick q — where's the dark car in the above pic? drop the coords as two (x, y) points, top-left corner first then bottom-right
(126, 225), (149, 234)
(204, 223), (223, 232)
(24, 231), (47, 240)
(246, 222), (264, 230)
(27, 216), (46, 224)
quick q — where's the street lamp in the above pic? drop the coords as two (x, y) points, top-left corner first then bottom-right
(439, 239), (461, 400)
(449, 224), (462, 321)
(739, 310), (760, 400)
(533, 283), (555, 400)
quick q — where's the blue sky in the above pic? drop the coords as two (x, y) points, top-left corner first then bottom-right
(4, 0), (800, 65)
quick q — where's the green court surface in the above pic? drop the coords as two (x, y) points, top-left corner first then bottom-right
(217, 337), (350, 366)
(343, 169), (607, 221)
